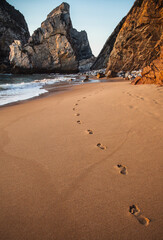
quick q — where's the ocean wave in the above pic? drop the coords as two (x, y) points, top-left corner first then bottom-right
(0, 75), (77, 106)
(0, 77), (76, 90)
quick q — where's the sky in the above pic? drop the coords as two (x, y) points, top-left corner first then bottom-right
(7, 0), (135, 57)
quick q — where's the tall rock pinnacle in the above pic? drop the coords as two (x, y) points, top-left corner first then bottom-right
(9, 2), (93, 73)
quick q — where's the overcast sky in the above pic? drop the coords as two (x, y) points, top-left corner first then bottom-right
(7, 0), (134, 56)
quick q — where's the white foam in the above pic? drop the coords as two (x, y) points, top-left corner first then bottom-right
(0, 76), (76, 106)
(0, 84), (47, 106)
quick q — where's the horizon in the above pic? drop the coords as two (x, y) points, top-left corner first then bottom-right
(7, 0), (134, 57)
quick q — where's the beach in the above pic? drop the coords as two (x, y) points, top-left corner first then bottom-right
(0, 80), (163, 240)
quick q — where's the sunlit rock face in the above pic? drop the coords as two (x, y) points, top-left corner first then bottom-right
(132, 45), (163, 85)
(105, 0), (162, 76)
(0, 0), (30, 72)
(10, 2), (93, 73)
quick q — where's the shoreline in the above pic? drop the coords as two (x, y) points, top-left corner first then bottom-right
(0, 80), (162, 240)
(0, 76), (126, 109)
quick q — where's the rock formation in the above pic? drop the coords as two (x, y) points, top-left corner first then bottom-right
(79, 56), (96, 72)
(91, 17), (126, 70)
(0, 0), (30, 72)
(132, 45), (163, 85)
(106, 0), (163, 75)
(10, 2), (93, 73)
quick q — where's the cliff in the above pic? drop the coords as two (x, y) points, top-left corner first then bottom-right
(9, 2), (93, 74)
(106, 0), (163, 74)
(91, 17), (126, 70)
(0, 0), (30, 72)
(132, 44), (163, 85)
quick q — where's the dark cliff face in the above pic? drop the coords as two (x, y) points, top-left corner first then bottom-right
(10, 2), (93, 74)
(91, 17), (126, 70)
(0, 0), (30, 72)
(70, 28), (93, 61)
(106, 0), (163, 73)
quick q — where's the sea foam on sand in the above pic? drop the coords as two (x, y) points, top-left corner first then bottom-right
(0, 75), (77, 106)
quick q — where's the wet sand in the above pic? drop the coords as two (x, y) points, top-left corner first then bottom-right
(0, 80), (163, 240)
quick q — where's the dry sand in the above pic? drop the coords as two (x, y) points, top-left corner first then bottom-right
(0, 80), (163, 240)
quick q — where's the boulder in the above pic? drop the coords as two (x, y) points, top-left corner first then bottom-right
(9, 2), (93, 74)
(82, 75), (89, 82)
(96, 72), (105, 78)
(0, 0), (30, 72)
(106, 70), (117, 78)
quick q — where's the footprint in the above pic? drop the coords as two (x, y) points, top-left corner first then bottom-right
(117, 164), (128, 175)
(73, 108), (76, 111)
(77, 120), (81, 124)
(129, 205), (140, 216)
(136, 96), (144, 101)
(86, 129), (93, 135)
(75, 113), (80, 116)
(153, 100), (158, 104)
(97, 143), (106, 150)
(129, 105), (133, 109)
(83, 97), (86, 99)
(129, 205), (150, 226)
(127, 92), (132, 96)
(75, 103), (78, 106)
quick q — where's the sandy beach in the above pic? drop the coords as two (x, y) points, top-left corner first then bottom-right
(0, 80), (163, 240)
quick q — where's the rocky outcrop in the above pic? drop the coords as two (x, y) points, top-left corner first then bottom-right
(132, 45), (163, 85)
(9, 2), (93, 73)
(96, 72), (105, 78)
(79, 56), (96, 72)
(106, 0), (163, 75)
(91, 17), (126, 70)
(0, 0), (30, 72)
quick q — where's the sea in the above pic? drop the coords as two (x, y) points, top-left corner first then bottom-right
(0, 73), (92, 107)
